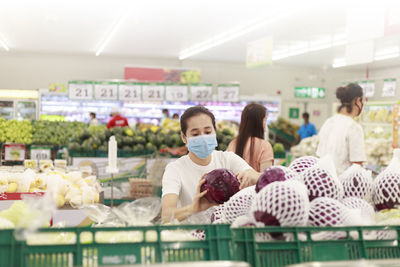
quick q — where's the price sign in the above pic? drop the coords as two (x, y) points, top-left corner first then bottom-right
(94, 82), (118, 100)
(119, 83), (141, 101)
(190, 84), (213, 101)
(4, 144), (26, 161)
(382, 79), (396, 97)
(68, 81), (93, 100)
(142, 84), (165, 101)
(30, 146), (52, 161)
(166, 85), (188, 101)
(217, 84), (240, 102)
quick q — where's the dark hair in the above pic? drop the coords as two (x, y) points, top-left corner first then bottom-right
(302, 112), (309, 119)
(172, 113), (179, 119)
(90, 112), (96, 118)
(336, 83), (363, 113)
(162, 109), (169, 113)
(180, 106), (216, 135)
(235, 103), (266, 164)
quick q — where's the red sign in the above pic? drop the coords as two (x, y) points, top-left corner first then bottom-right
(124, 66), (201, 83)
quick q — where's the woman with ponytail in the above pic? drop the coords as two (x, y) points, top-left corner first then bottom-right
(227, 103), (274, 174)
(317, 83), (366, 175)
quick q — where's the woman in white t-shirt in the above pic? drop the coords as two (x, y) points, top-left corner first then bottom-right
(161, 106), (261, 222)
(317, 83), (366, 175)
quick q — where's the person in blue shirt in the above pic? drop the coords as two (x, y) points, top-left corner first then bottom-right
(295, 112), (317, 144)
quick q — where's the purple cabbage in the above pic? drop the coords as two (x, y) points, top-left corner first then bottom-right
(200, 168), (240, 204)
(255, 167), (286, 193)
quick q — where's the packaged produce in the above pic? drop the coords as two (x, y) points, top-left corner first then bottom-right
(339, 164), (373, 201)
(255, 166), (299, 193)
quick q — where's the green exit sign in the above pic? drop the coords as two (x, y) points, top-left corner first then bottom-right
(295, 87), (325, 99)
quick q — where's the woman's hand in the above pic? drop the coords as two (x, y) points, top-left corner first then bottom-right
(237, 169), (261, 190)
(191, 177), (215, 213)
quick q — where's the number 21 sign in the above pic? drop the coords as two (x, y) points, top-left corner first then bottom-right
(68, 81), (93, 100)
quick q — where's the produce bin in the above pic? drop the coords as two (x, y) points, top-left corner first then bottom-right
(2, 225), (400, 267)
(0, 224), (233, 267)
(232, 225), (400, 267)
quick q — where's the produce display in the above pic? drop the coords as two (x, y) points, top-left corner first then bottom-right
(32, 121), (86, 145)
(0, 167), (101, 208)
(361, 106), (393, 123)
(0, 118), (33, 144)
(364, 127), (393, 166)
(290, 135), (319, 158)
(269, 117), (299, 138)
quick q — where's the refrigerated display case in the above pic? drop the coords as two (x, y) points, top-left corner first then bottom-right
(39, 92), (281, 125)
(0, 89), (39, 120)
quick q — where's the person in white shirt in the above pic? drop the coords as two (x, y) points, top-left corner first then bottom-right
(161, 106), (261, 222)
(89, 112), (99, 126)
(317, 83), (366, 175)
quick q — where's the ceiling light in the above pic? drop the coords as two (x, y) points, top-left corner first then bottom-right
(178, 10), (294, 60)
(332, 58), (346, 68)
(0, 34), (9, 51)
(374, 52), (399, 61)
(95, 11), (129, 56)
(0, 89), (39, 99)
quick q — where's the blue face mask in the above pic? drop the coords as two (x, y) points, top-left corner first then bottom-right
(186, 134), (218, 159)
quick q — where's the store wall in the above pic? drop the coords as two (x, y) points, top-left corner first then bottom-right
(0, 52), (362, 127)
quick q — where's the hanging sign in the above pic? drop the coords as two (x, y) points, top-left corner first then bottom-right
(364, 80), (375, 97)
(294, 87), (325, 99)
(165, 84), (188, 101)
(142, 84), (165, 101)
(217, 84), (240, 102)
(68, 81), (93, 100)
(94, 81), (118, 100)
(190, 84), (213, 101)
(4, 144), (26, 161)
(382, 78), (396, 97)
(119, 83), (142, 101)
(30, 146), (52, 161)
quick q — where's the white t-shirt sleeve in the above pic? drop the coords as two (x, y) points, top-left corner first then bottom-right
(348, 123), (367, 162)
(225, 151), (252, 174)
(161, 164), (181, 197)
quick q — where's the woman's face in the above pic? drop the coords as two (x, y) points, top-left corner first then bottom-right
(182, 113), (216, 142)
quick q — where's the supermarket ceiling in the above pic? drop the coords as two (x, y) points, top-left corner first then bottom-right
(1, 0), (400, 69)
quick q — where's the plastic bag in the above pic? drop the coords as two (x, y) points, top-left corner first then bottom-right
(112, 197), (161, 226)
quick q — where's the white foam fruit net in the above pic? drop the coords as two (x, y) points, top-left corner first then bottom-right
(340, 165), (373, 201)
(251, 180), (309, 227)
(211, 204), (226, 224)
(302, 166), (343, 201)
(289, 156), (319, 173)
(341, 197), (375, 224)
(275, 166), (302, 181)
(373, 171), (400, 210)
(222, 185), (256, 223)
(308, 197), (364, 240)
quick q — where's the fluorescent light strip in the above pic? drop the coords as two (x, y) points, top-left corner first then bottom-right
(95, 12), (128, 56)
(272, 37), (347, 61)
(374, 52), (399, 61)
(0, 34), (9, 51)
(179, 10), (294, 60)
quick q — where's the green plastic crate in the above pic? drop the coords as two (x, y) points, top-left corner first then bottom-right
(232, 226), (400, 267)
(1, 224), (233, 267)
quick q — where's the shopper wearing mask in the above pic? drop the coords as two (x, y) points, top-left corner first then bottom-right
(317, 83), (366, 175)
(227, 103), (274, 172)
(161, 106), (261, 222)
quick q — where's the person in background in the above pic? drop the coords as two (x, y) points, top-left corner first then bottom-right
(162, 109), (169, 119)
(89, 112), (99, 126)
(107, 107), (129, 129)
(161, 106), (261, 222)
(227, 103), (274, 172)
(295, 112), (317, 144)
(317, 83), (366, 175)
(172, 113), (179, 120)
